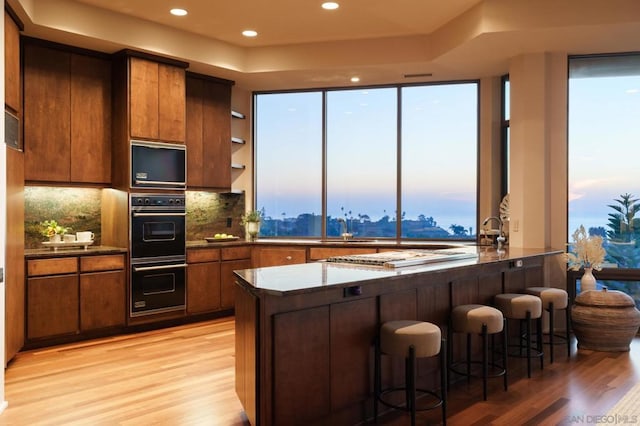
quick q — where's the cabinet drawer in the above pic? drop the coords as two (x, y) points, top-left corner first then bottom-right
(187, 248), (221, 263)
(80, 254), (125, 272)
(27, 257), (78, 277)
(254, 247), (307, 267)
(222, 245), (251, 261)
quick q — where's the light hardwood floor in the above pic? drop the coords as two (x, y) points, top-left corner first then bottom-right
(2, 317), (639, 425)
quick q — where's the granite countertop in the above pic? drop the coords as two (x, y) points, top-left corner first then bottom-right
(25, 245), (128, 259)
(234, 246), (563, 296)
(188, 238), (478, 249)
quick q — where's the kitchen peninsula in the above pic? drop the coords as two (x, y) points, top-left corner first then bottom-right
(234, 246), (562, 425)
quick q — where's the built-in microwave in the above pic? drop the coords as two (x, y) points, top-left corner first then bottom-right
(130, 140), (186, 190)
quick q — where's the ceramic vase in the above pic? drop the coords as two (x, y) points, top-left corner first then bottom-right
(246, 221), (260, 241)
(580, 267), (597, 292)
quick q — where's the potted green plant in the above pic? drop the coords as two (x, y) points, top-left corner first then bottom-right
(40, 220), (71, 243)
(241, 210), (262, 241)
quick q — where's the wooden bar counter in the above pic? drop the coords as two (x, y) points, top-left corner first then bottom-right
(233, 246), (562, 425)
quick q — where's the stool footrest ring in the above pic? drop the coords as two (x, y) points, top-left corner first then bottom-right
(449, 361), (506, 379)
(377, 387), (444, 412)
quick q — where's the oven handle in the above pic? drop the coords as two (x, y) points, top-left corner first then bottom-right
(133, 263), (188, 272)
(135, 179), (186, 187)
(132, 212), (187, 217)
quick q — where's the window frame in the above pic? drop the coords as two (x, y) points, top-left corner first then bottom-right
(252, 79), (481, 242)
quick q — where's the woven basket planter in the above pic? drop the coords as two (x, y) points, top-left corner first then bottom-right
(572, 288), (640, 352)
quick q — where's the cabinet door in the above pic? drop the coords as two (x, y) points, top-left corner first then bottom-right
(70, 54), (112, 184)
(158, 63), (186, 143)
(80, 270), (126, 330)
(253, 247), (306, 267)
(187, 261), (221, 314)
(27, 275), (79, 339)
(23, 44), (71, 182)
(129, 57), (159, 140)
(4, 11), (20, 113)
(186, 76), (204, 187)
(220, 259), (251, 308)
(202, 81), (231, 188)
(273, 307), (331, 425)
(330, 298), (376, 410)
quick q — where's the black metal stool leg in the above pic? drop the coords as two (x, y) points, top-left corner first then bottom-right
(566, 305), (572, 358)
(548, 301), (555, 363)
(537, 316), (544, 371)
(482, 324), (488, 401)
(466, 333), (471, 384)
(374, 335), (380, 422)
(441, 338), (447, 425)
(502, 318), (508, 391)
(407, 345), (416, 426)
(447, 322), (453, 389)
(526, 310), (532, 378)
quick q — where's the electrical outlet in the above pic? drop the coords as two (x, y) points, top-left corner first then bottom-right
(513, 220), (519, 232)
(226, 217), (232, 227)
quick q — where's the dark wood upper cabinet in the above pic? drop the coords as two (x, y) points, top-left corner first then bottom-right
(23, 40), (112, 184)
(159, 63), (186, 143)
(186, 72), (233, 190)
(23, 44), (71, 182)
(5, 11), (21, 114)
(70, 54), (112, 183)
(129, 56), (186, 143)
(129, 57), (159, 140)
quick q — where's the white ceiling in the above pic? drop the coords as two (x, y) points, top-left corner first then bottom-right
(8, 0), (640, 91)
(71, 0), (483, 48)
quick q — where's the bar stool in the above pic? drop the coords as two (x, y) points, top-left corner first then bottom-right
(494, 293), (543, 378)
(449, 304), (508, 401)
(525, 287), (571, 363)
(374, 320), (447, 426)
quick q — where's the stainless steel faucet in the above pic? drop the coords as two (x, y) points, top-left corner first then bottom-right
(482, 216), (506, 249)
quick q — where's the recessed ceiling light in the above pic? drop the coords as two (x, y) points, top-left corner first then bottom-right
(242, 30), (258, 37)
(322, 2), (340, 10)
(351, 76), (360, 83)
(170, 8), (188, 16)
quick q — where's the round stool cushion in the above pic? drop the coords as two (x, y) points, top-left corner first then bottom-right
(494, 293), (542, 319)
(526, 287), (568, 310)
(380, 320), (441, 358)
(451, 304), (504, 334)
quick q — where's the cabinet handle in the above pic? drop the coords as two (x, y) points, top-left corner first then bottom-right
(133, 263), (187, 272)
(286, 256), (292, 260)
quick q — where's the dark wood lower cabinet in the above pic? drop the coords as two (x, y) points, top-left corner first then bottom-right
(187, 262), (222, 314)
(273, 307), (331, 425)
(27, 275), (79, 339)
(221, 259), (251, 308)
(80, 270), (126, 330)
(330, 298), (377, 411)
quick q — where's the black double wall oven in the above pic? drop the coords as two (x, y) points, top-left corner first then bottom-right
(129, 193), (186, 317)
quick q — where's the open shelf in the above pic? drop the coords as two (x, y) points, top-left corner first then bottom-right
(231, 163), (246, 170)
(231, 110), (245, 119)
(231, 136), (245, 144)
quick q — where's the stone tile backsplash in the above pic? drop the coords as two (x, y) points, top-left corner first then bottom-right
(186, 191), (245, 241)
(25, 187), (102, 249)
(24, 187), (246, 248)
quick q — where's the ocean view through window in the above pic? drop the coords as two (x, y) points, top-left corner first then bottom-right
(569, 54), (640, 306)
(254, 81), (479, 240)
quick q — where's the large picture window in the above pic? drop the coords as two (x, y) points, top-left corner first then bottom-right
(254, 81), (479, 240)
(401, 83), (478, 238)
(569, 54), (640, 305)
